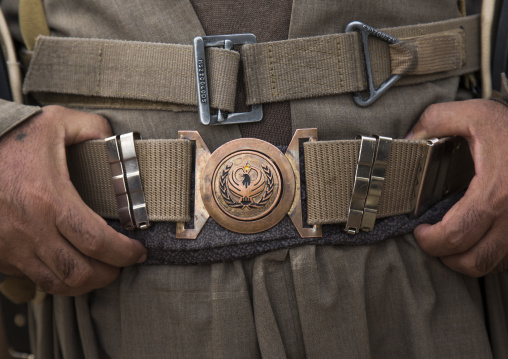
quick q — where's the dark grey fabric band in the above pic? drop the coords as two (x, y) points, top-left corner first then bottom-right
(109, 192), (462, 265)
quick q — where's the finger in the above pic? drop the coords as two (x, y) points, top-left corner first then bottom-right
(43, 105), (113, 145)
(56, 191), (147, 267)
(20, 258), (78, 296)
(414, 181), (493, 257)
(34, 231), (120, 291)
(439, 224), (508, 277)
(409, 101), (475, 140)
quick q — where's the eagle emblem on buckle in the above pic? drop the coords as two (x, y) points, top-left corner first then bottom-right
(178, 130), (320, 237)
(212, 150), (282, 222)
(220, 162), (274, 209)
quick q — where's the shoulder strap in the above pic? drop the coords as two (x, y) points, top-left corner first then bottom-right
(19, 0), (50, 51)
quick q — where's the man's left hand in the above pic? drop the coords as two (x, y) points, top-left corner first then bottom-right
(408, 99), (508, 277)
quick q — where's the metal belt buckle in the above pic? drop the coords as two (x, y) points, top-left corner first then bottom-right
(193, 34), (263, 125)
(345, 22), (401, 107)
(177, 129), (322, 239)
(412, 136), (474, 217)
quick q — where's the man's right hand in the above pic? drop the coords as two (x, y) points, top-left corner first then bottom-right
(0, 105), (147, 296)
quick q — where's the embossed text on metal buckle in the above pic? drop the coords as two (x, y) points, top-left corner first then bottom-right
(176, 130), (322, 239)
(345, 22), (401, 107)
(193, 34), (263, 125)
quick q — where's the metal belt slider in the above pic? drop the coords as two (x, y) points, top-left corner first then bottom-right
(105, 133), (150, 230)
(412, 136), (474, 217)
(345, 22), (401, 107)
(345, 135), (392, 234)
(193, 34), (263, 125)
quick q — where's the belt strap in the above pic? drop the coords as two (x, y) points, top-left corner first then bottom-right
(304, 140), (425, 224)
(68, 139), (193, 222)
(242, 16), (479, 105)
(67, 136), (456, 225)
(24, 39), (241, 112)
(24, 15), (480, 109)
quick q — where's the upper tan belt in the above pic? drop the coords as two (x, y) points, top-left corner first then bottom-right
(67, 131), (473, 238)
(23, 15), (480, 110)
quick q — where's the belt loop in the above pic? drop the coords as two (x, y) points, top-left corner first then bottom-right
(105, 132), (150, 230)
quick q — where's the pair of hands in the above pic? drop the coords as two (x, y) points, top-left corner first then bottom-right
(0, 99), (507, 296)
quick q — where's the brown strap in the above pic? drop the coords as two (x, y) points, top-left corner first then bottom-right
(304, 139), (428, 225)
(23, 15), (480, 109)
(18, 0), (50, 51)
(67, 139), (193, 222)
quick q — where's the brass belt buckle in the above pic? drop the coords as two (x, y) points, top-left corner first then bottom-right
(177, 129), (322, 239)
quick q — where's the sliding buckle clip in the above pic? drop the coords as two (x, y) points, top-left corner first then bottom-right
(193, 34), (263, 125)
(346, 22), (401, 107)
(105, 133), (150, 230)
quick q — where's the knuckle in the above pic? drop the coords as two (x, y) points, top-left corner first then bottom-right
(81, 227), (106, 256)
(441, 233), (465, 252)
(43, 105), (64, 117)
(419, 104), (439, 128)
(31, 268), (59, 294)
(437, 223), (466, 253)
(54, 249), (78, 281)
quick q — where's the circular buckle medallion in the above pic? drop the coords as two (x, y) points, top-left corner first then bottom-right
(201, 139), (295, 234)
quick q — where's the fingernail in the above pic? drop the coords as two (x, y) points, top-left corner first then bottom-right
(137, 253), (147, 264)
(405, 130), (414, 140)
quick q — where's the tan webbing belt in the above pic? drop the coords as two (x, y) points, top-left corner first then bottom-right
(68, 139), (193, 222)
(304, 140), (426, 225)
(24, 39), (241, 112)
(23, 15), (480, 109)
(67, 137), (433, 225)
(241, 16), (479, 105)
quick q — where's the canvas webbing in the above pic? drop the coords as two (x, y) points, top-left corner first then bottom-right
(18, 0), (50, 51)
(23, 37), (241, 112)
(304, 139), (428, 225)
(389, 29), (465, 76)
(67, 137), (430, 226)
(67, 139), (193, 222)
(22, 15), (480, 109)
(242, 15), (479, 105)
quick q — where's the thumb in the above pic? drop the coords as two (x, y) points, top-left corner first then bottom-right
(406, 101), (474, 140)
(44, 106), (113, 145)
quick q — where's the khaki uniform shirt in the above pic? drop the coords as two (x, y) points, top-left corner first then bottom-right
(0, 0), (507, 358)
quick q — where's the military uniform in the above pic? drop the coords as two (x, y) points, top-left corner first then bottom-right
(0, 0), (507, 357)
